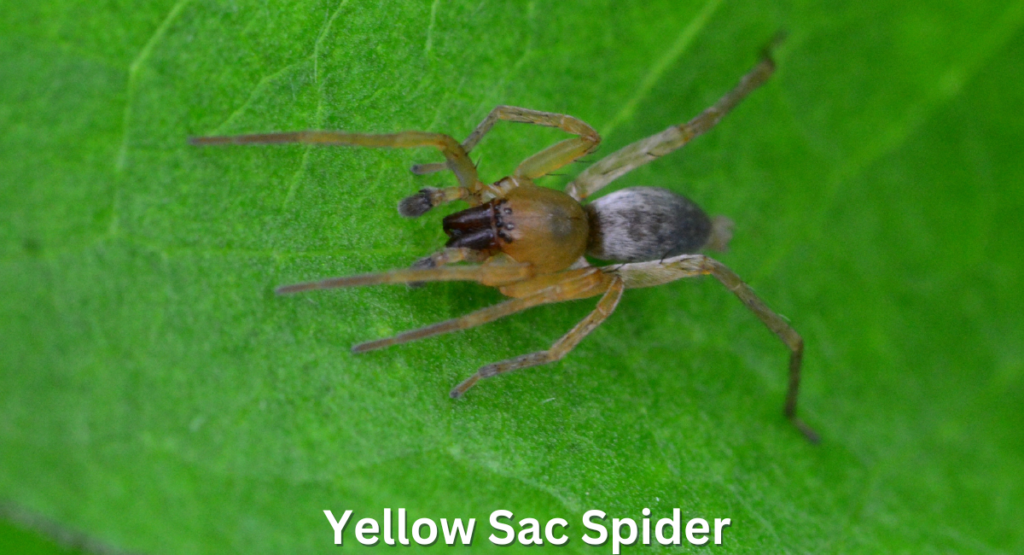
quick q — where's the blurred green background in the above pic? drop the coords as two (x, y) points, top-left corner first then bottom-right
(2, 0), (1022, 553)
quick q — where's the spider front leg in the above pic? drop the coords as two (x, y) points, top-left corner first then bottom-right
(450, 277), (625, 398)
(274, 257), (533, 295)
(411, 106), (601, 179)
(610, 254), (819, 443)
(189, 130), (483, 213)
(351, 267), (609, 353)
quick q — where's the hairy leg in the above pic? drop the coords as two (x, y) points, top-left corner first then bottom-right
(190, 130), (481, 192)
(275, 259), (533, 295)
(610, 252), (819, 443)
(450, 277), (625, 397)
(565, 35), (783, 201)
(704, 258), (816, 442)
(351, 268), (609, 353)
(411, 106), (601, 179)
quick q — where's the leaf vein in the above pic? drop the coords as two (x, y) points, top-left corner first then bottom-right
(115, 0), (193, 171)
(599, 0), (724, 139)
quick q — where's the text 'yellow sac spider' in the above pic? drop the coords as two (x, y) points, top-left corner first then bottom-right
(191, 39), (818, 443)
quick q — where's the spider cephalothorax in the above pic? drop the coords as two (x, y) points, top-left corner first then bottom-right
(443, 183), (590, 273)
(190, 36), (818, 442)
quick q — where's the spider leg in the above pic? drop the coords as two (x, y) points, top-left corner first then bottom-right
(407, 247), (490, 288)
(451, 277), (625, 398)
(609, 253), (819, 443)
(189, 130), (481, 193)
(352, 268), (608, 353)
(275, 259), (533, 295)
(411, 106), (601, 179)
(411, 247), (490, 268)
(513, 135), (600, 180)
(565, 35), (783, 201)
(408, 161), (449, 175)
(397, 186), (473, 217)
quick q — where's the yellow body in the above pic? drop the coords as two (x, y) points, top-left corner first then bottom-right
(497, 184), (589, 275)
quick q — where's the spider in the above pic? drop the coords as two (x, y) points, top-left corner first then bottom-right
(190, 38), (818, 442)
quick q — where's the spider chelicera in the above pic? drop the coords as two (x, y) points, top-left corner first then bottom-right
(191, 37), (818, 442)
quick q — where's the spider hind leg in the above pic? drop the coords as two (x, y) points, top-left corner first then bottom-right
(451, 277), (625, 398)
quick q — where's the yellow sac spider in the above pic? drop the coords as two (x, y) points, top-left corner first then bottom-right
(191, 37), (818, 443)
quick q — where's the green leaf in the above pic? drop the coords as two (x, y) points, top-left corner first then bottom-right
(3, 0), (1023, 553)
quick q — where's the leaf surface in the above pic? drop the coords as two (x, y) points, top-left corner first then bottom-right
(2, 1), (1023, 553)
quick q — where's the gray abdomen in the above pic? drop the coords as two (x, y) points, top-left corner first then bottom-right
(585, 187), (711, 262)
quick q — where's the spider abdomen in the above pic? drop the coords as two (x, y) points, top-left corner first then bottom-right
(585, 186), (713, 262)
